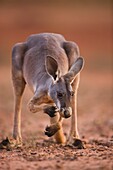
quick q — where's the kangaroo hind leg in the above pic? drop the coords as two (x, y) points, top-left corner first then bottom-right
(12, 43), (27, 147)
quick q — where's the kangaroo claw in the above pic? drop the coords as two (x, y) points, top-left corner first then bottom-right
(73, 139), (85, 149)
(44, 106), (58, 117)
(45, 123), (61, 137)
(0, 137), (22, 150)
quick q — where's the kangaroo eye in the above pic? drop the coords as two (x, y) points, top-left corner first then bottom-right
(57, 92), (63, 98)
(70, 91), (74, 96)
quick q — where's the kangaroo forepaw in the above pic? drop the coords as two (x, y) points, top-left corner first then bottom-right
(45, 123), (61, 137)
(72, 139), (85, 149)
(44, 106), (58, 117)
(28, 102), (37, 113)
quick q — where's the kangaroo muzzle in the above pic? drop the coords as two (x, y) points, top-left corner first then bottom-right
(60, 107), (72, 118)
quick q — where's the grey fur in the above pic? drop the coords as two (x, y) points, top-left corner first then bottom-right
(12, 33), (84, 146)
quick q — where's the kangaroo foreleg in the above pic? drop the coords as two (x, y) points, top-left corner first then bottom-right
(28, 92), (53, 113)
(45, 115), (63, 137)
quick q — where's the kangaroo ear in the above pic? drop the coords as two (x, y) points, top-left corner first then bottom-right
(64, 57), (84, 83)
(45, 56), (60, 80)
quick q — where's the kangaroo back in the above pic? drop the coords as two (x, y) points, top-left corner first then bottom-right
(23, 33), (69, 90)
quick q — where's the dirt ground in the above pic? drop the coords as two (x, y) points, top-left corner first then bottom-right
(0, 68), (113, 170)
(0, 1), (113, 170)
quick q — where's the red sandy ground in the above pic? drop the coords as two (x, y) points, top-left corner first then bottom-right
(0, 68), (113, 170)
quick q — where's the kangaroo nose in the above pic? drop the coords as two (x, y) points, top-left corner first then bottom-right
(60, 107), (72, 118)
(64, 110), (71, 118)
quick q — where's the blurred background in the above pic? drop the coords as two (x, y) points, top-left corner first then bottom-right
(0, 0), (112, 68)
(0, 0), (113, 138)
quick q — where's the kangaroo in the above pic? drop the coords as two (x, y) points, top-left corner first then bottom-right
(10, 33), (84, 149)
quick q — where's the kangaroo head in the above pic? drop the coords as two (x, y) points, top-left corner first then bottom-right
(45, 56), (84, 118)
